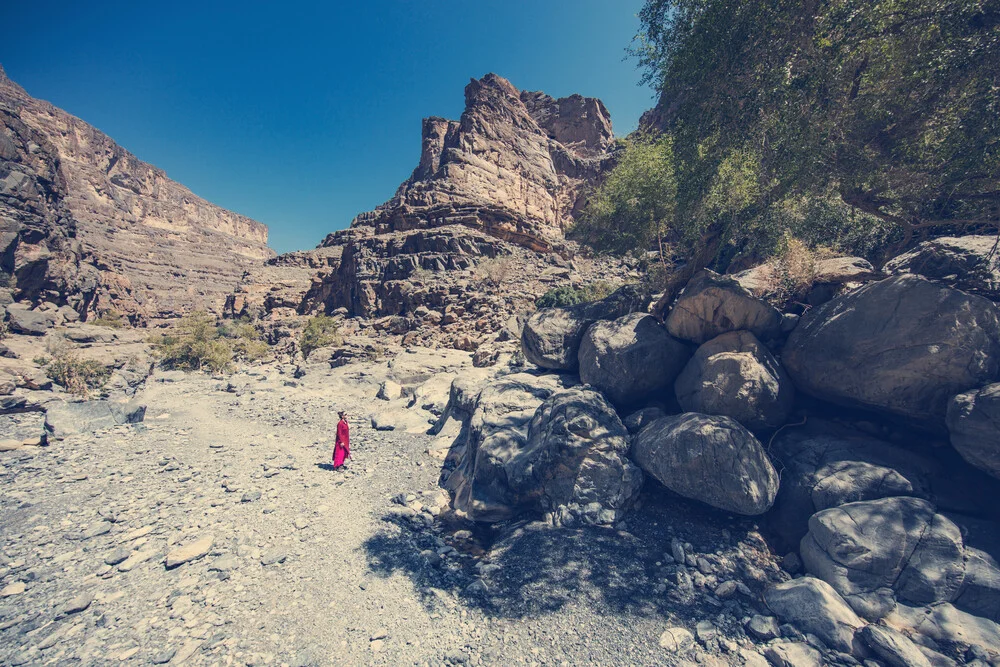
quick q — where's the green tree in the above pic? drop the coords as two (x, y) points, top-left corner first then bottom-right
(300, 315), (342, 359)
(633, 0), (1000, 314)
(572, 134), (678, 265)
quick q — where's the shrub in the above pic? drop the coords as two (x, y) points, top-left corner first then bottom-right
(219, 319), (271, 363)
(34, 338), (109, 397)
(91, 311), (125, 328)
(475, 257), (516, 288)
(300, 315), (342, 359)
(535, 282), (615, 309)
(149, 311), (233, 373)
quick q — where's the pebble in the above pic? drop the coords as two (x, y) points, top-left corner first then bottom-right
(261, 548), (288, 566)
(63, 591), (95, 614)
(165, 535), (214, 568)
(658, 627), (694, 652)
(1, 581), (25, 596)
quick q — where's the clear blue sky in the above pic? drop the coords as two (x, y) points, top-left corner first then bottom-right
(1, 1), (652, 254)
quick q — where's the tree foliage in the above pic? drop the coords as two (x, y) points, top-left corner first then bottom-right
(300, 315), (342, 359)
(150, 312), (270, 372)
(626, 0), (1000, 312)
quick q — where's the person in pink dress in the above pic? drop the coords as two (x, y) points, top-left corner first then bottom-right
(333, 410), (351, 470)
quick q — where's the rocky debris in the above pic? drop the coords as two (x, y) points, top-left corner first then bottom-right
(885, 235), (1000, 300)
(947, 384), (1000, 480)
(577, 312), (690, 408)
(44, 399), (146, 440)
(664, 270), (783, 345)
(521, 284), (649, 371)
(674, 330), (794, 432)
(519, 387), (643, 525)
(783, 274), (1000, 429)
(800, 497), (1000, 620)
(766, 421), (932, 550)
(630, 413), (779, 515)
(0, 68), (273, 320)
(165, 535), (214, 568)
(765, 577), (865, 654)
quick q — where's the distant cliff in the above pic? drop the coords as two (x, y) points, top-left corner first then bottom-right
(0, 65), (274, 321)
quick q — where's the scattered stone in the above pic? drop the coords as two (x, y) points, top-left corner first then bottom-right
(658, 627), (695, 652)
(165, 536), (214, 569)
(261, 548), (289, 566)
(859, 624), (933, 667)
(1, 581), (25, 597)
(764, 642), (824, 667)
(62, 591), (94, 614)
(747, 615), (781, 641)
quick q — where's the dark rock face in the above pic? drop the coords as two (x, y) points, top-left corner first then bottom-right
(947, 383), (1000, 480)
(783, 274), (1000, 429)
(521, 285), (650, 371)
(578, 312), (690, 408)
(344, 73), (614, 253)
(885, 235), (1000, 300)
(630, 413), (779, 515)
(664, 270), (783, 344)
(674, 330), (794, 431)
(0, 66), (273, 320)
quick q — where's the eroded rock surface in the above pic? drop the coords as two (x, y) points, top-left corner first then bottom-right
(665, 270), (783, 345)
(947, 384), (1000, 480)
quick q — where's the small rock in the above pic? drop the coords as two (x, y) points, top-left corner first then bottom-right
(1, 581), (25, 596)
(63, 591), (94, 614)
(150, 647), (176, 664)
(241, 490), (262, 503)
(165, 536), (214, 568)
(695, 620), (718, 643)
(261, 548), (288, 566)
(659, 627), (694, 652)
(746, 615), (781, 641)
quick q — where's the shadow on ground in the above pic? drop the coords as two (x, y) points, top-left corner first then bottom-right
(363, 484), (770, 621)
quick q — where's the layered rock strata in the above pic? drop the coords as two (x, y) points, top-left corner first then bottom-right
(0, 66), (273, 321)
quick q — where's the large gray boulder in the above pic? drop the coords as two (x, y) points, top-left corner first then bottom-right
(521, 285), (649, 371)
(674, 330), (794, 431)
(799, 497), (998, 620)
(783, 274), (1000, 428)
(767, 421), (933, 551)
(516, 386), (643, 525)
(858, 625), (933, 667)
(44, 400), (146, 440)
(5, 303), (58, 336)
(764, 577), (865, 654)
(884, 235), (1000, 300)
(447, 372), (576, 521)
(947, 384), (1000, 480)
(578, 312), (690, 407)
(630, 413), (778, 515)
(664, 270), (782, 344)
(888, 602), (1000, 662)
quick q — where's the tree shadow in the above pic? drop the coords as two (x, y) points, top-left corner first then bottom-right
(363, 483), (776, 622)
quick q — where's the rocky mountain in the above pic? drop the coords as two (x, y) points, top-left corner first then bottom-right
(228, 74), (620, 344)
(0, 65), (273, 322)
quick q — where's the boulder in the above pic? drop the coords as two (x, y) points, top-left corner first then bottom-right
(62, 325), (118, 344)
(800, 497), (979, 618)
(376, 380), (404, 401)
(521, 284), (649, 371)
(664, 270), (782, 344)
(735, 256), (875, 299)
(630, 413), (779, 515)
(44, 400), (146, 440)
(763, 642), (823, 667)
(5, 303), (57, 335)
(514, 386), (643, 525)
(764, 577), (865, 654)
(447, 372), (577, 521)
(884, 235), (1000, 300)
(578, 313), (690, 407)
(674, 330), (794, 431)
(783, 274), (1000, 428)
(947, 384), (1000, 480)
(887, 602), (1000, 661)
(623, 406), (667, 434)
(767, 421), (933, 551)
(858, 624), (933, 667)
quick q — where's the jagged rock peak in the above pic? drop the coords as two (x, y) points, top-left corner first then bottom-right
(332, 73), (616, 254)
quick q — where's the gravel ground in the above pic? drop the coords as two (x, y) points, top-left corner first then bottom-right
(0, 360), (788, 666)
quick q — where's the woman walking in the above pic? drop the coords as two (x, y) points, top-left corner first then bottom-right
(333, 410), (351, 470)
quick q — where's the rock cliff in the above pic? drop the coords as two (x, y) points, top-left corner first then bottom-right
(0, 65), (273, 321)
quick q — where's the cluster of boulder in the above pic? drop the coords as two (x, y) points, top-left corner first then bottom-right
(437, 235), (1000, 664)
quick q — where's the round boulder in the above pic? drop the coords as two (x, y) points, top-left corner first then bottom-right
(783, 274), (1000, 428)
(665, 269), (782, 344)
(578, 312), (691, 408)
(674, 330), (794, 431)
(947, 383), (1000, 480)
(630, 413), (779, 515)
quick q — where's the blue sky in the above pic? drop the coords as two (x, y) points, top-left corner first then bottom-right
(1, 1), (652, 253)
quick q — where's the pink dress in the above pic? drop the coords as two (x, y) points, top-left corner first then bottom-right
(333, 419), (350, 468)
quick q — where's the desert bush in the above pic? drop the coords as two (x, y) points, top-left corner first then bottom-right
(536, 281), (615, 309)
(475, 256), (516, 288)
(91, 311), (125, 328)
(300, 315), (342, 359)
(34, 338), (109, 397)
(149, 311), (233, 373)
(219, 319), (271, 363)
